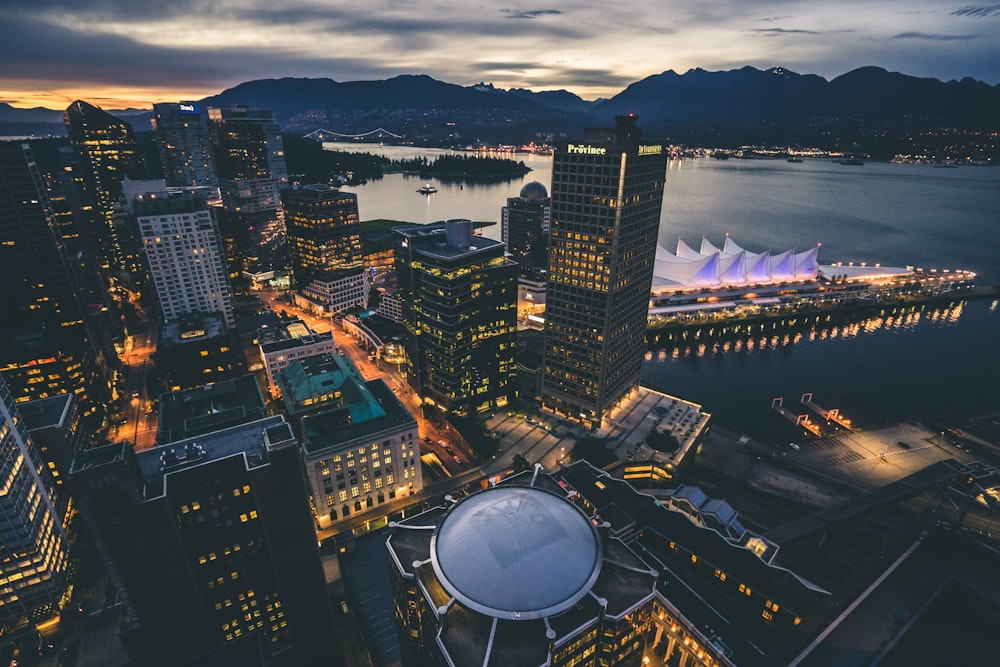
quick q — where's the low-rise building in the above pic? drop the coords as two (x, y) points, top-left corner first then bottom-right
(257, 319), (338, 398)
(276, 353), (420, 529)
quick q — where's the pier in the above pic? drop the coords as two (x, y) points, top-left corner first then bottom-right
(801, 393), (854, 430)
(771, 397), (822, 435)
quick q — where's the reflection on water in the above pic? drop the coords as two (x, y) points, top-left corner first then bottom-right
(642, 298), (998, 443)
(646, 302), (966, 353)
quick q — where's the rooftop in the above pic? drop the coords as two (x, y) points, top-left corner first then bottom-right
(19, 393), (73, 431)
(160, 313), (227, 347)
(158, 375), (267, 444)
(300, 378), (415, 456)
(430, 485), (602, 620)
(137, 415), (294, 500)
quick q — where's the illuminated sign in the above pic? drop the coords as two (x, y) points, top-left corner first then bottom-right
(567, 144), (606, 155)
(638, 144), (662, 155)
(179, 104), (198, 113)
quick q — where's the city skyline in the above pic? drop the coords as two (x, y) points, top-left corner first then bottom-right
(1, 1), (999, 109)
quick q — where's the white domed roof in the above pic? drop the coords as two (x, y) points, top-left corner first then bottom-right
(430, 485), (602, 620)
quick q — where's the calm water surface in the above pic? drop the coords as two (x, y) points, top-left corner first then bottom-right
(327, 143), (1000, 442)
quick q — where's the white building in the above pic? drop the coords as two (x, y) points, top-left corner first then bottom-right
(294, 268), (371, 315)
(127, 180), (234, 328)
(258, 319), (338, 398)
(277, 354), (420, 529)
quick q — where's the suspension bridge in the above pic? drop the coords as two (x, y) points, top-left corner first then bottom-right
(303, 127), (404, 142)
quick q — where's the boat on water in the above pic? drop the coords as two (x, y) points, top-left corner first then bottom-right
(417, 184), (438, 194)
(839, 157), (864, 166)
(787, 157), (804, 163)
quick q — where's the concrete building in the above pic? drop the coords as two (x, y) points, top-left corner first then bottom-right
(393, 219), (517, 416)
(257, 319), (338, 398)
(69, 413), (339, 666)
(157, 314), (246, 392)
(386, 467), (657, 666)
(127, 180), (234, 328)
(151, 101), (218, 188)
(0, 376), (70, 630)
(63, 100), (144, 277)
(0, 141), (113, 428)
(208, 106), (287, 278)
(541, 116), (667, 427)
(276, 353), (419, 529)
(282, 184), (370, 314)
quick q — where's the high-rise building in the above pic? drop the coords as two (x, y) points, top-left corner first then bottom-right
(540, 116), (667, 426)
(0, 141), (112, 427)
(393, 219), (517, 416)
(151, 101), (218, 188)
(0, 376), (70, 628)
(69, 397), (340, 665)
(126, 179), (234, 328)
(502, 180), (551, 277)
(281, 184), (370, 314)
(64, 100), (144, 277)
(386, 466), (657, 666)
(208, 106), (287, 278)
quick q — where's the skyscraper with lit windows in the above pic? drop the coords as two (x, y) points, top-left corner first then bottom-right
(152, 101), (218, 188)
(0, 375), (70, 628)
(208, 106), (287, 278)
(64, 100), (144, 277)
(0, 141), (112, 427)
(540, 116), (667, 426)
(394, 219), (517, 416)
(281, 184), (369, 313)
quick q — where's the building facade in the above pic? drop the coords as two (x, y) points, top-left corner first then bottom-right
(276, 353), (420, 529)
(393, 219), (517, 416)
(0, 376), (70, 629)
(69, 413), (339, 666)
(501, 180), (551, 277)
(282, 184), (370, 314)
(151, 101), (218, 188)
(64, 100), (144, 278)
(0, 141), (113, 427)
(127, 180), (234, 328)
(208, 106), (288, 278)
(540, 116), (667, 426)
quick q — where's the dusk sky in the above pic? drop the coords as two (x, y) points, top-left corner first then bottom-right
(2, 1), (999, 109)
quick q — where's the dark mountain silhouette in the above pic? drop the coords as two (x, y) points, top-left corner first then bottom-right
(3, 67), (997, 151)
(593, 65), (999, 132)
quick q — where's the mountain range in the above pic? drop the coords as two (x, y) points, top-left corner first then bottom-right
(3, 66), (998, 148)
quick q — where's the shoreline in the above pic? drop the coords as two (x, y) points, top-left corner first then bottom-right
(645, 285), (998, 343)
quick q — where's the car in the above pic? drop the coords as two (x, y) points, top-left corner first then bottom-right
(453, 455), (461, 464)
(788, 442), (801, 451)
(340, 600), (350, 614)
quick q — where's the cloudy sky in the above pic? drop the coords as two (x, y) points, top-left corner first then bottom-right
(2, 1), (998, 109)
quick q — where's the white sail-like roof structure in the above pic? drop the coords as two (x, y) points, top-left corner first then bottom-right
(652, 237), (821, 289)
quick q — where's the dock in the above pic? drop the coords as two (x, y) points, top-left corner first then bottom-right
(771, 397), (822, 435)
(800, 393), (854, 430)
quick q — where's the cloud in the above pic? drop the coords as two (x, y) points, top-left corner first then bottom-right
(750, 28), (821, 36)
(950, 5), (1000, 17)
(893, 32), (980, 41)
(500, 9), (562, 19)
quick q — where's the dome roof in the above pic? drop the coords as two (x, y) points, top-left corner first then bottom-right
(519, 181), (548, 200)
(430, 485), (602, 620)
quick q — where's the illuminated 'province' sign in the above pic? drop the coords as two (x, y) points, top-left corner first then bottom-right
(567, 144), (606, 155)
(638, 144), (662, 155)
